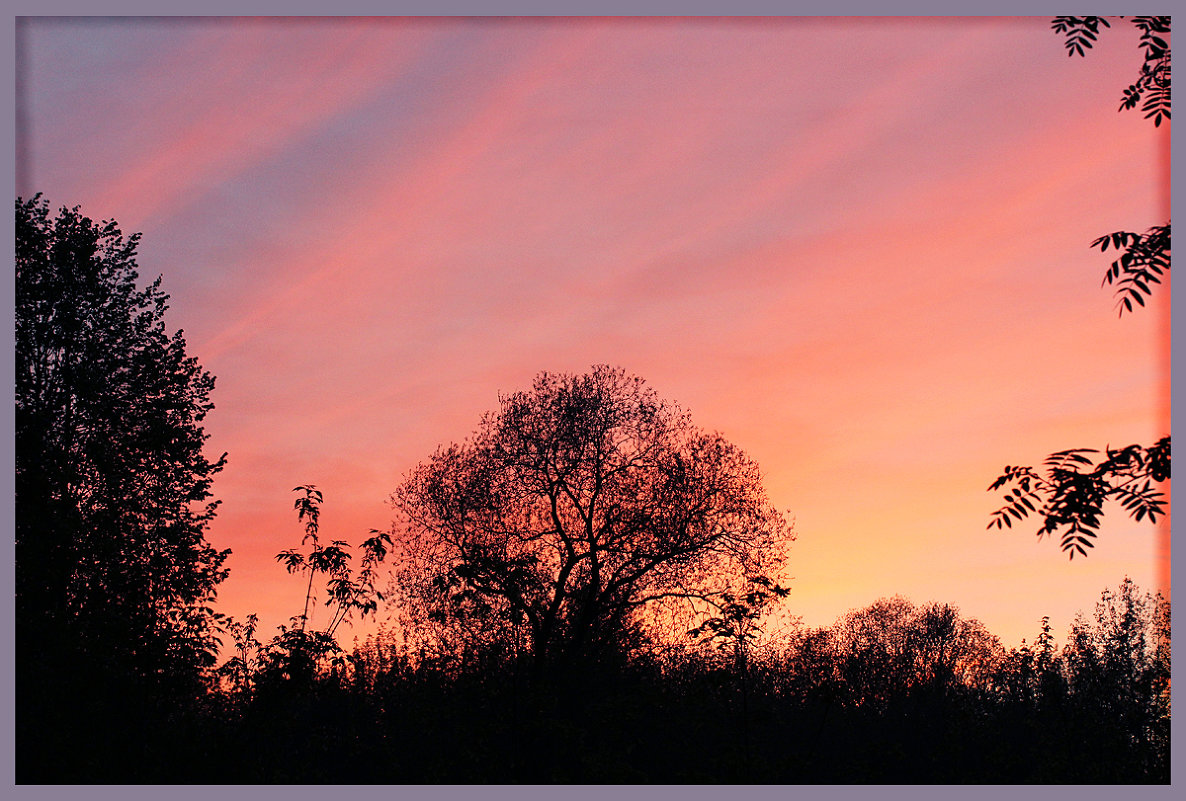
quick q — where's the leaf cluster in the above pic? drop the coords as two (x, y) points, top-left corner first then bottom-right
(274, 485), (391, 638)
(1120, 16), (1171, 127)
(1094, 224), (1171, 315)
(988, 438), (1169, 557)
(1052, 16), (1171, 126)
(1052, 16), (1112, 58)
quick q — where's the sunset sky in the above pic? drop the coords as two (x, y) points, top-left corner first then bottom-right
(17, 16), (1169, 650)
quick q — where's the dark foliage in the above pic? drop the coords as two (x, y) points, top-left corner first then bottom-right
(218, 486), (391, 698)
(1052, 16), (1170, 127)
(274, 485), (391, 639)
(988, 578), (1170, 781)
(989, 20), (1171, 553)
(1094, 224), (1171, 316)
(189, 581), (1168, 783)
(16, 195), (230, 781)
(988, 438), (1169, 557)
(1051, 16), (1171, 316)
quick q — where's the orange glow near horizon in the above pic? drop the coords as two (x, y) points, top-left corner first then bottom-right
(18, 16), (1169, 652)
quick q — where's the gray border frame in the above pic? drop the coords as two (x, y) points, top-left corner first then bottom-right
(4, 0), (1179, 794)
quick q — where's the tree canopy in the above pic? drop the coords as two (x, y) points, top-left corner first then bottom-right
(15, 194), (229, 707)
(390, 365), (792, 678)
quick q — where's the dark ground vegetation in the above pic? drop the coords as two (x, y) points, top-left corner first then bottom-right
(20, 579), (1170, 784)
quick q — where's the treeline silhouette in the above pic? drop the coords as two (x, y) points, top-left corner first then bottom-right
(38, 577), (1167, 784)
(15, 195), (1170, 784)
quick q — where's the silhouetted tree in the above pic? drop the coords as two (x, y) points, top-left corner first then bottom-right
(217, 612), (262, 701)
(219, 486), (391, 695)
(777, 626), (844, 708)
(391, 365), (792, 681)
(276, 485), (391, 639)
(989, 18), (1171, 554)
(906, 601), (1002, 694)
(1060, 577), (1170, 780)
(984, 579), (1169, 782)
(16, 194), (229, 779)
(829, 597), (1001, 710)
(992, 616), (1065, 710)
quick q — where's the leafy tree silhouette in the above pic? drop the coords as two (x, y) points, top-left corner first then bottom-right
(264, 485), (391, 685)
(1060, 577), (1171, 779)
(992, 615), (1066, 712)
(987, 578), (1171, 781)
(219, 486), (391, 694)
(988, 18), (1171, 556)
(391, 365), (792, 683)
(828, 597), (1001, 712)
(15, 195), (229, 780)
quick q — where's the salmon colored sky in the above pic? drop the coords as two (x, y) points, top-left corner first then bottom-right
(18, 16), (1169, 650)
